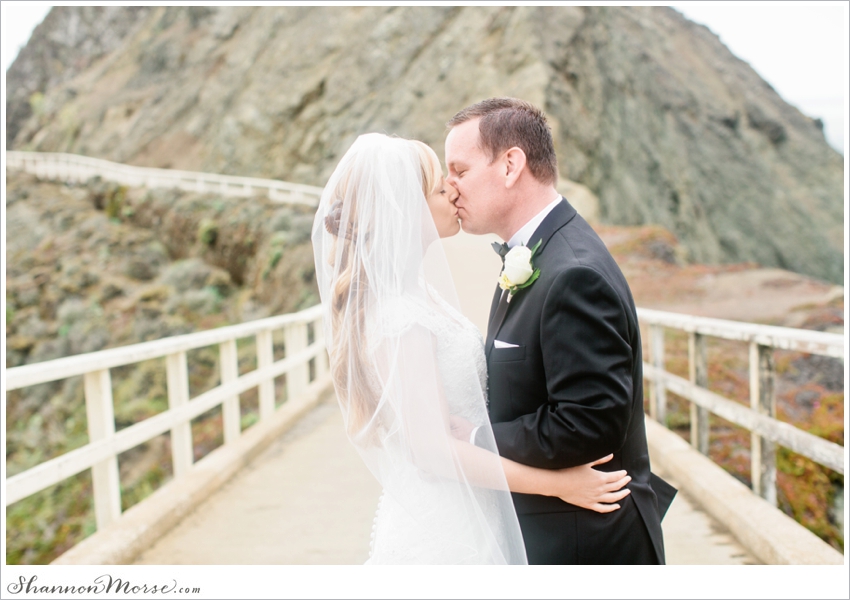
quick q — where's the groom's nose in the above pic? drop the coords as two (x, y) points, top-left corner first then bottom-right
(447, 182), (460, 202)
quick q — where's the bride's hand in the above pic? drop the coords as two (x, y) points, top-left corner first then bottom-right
(549, 454), (631, 513)
(449, 415), (475, 442)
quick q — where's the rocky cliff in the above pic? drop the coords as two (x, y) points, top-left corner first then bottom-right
(5, 6), (153, 146)
(6, 6), (844, 282)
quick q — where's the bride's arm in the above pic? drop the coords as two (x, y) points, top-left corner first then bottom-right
(448, 436), (630, 513)
(449, 416), (631, 512)
(372, 323), (629, 513)
(500, 451), (630, 513)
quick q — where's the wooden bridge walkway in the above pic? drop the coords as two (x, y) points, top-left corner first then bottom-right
(134, 230), (756, 565)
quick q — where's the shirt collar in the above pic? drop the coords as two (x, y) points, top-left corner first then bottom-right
(507, 195), (563, 248)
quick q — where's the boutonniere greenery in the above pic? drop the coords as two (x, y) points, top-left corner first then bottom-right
(498, 239), (541, 303)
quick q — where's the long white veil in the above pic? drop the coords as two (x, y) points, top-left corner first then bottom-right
(311, 133), (527, 564)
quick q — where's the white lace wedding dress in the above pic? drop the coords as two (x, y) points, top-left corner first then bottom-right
(366, 291), (509, 564)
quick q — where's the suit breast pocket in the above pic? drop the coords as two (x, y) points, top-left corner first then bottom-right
(491, 345), (526, 362)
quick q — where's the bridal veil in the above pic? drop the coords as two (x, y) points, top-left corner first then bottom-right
(311, 133), (527, 564)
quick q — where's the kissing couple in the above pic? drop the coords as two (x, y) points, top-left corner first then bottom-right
(312, 97), (674, 564)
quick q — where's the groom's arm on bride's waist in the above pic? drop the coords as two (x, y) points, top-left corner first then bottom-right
(490, 265), (633, 469)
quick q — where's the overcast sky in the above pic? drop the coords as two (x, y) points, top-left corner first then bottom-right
(2, 2), (846, 153)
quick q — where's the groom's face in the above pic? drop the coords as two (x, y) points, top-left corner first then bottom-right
(445, 119), (507, 236)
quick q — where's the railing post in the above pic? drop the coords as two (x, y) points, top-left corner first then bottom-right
(313, 318), (328, 380)
(220, 339), (241, 443)
(750, 342), (777, 505)
(688, 331), (709, 454)
(166, 351), (193, 477)
(84, 369), (122, 530)
(256, 330), (275, 421)
(649, 325), (667, 425)
(284, 321), (309, 402)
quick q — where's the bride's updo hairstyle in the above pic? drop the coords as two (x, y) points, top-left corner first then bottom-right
(324, 139), (439, 239)
(321, 136), (440, 443)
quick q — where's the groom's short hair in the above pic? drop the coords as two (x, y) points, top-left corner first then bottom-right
(447, 98), (558, 185)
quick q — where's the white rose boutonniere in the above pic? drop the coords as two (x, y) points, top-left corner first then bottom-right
(498, 239), (542, 302)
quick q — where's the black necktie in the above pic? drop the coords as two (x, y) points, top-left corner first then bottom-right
(491, 241), (510, 265)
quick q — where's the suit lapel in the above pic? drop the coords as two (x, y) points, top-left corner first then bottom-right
(486, 290), (509, 359)
(528, 197), (576, 257)
(484, 198), (578, 360)
(487, 284), (502, 333)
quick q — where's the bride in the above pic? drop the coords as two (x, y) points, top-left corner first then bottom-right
(311, 133), (631, 564)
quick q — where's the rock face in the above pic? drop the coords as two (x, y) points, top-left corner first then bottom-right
(4, 6), (153, 147)
(6, 6), (844, 282)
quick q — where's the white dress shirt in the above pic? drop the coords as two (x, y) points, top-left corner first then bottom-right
(469, 194), (563, 445)
(506, 194), (563, 248)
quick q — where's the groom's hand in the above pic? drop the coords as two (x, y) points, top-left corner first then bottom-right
(449, 415), (475, 442)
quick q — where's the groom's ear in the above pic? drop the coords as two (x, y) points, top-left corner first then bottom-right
(503, 147), (527, 189)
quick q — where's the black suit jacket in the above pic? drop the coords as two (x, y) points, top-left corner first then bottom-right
(483, 198), (665, 564)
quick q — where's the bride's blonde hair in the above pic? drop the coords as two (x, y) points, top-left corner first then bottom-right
(410, 139), (443, 197)
(324, 138), (443, 442)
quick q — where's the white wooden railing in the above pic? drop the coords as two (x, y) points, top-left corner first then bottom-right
(5, 305), (327, 533)
(6, 151), (324, 206)
(638, 308), (845, 506)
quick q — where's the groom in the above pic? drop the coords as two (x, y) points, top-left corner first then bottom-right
(445, 98), (667, 564)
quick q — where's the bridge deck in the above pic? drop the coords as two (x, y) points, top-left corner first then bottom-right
(135, 230), (757, 565)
